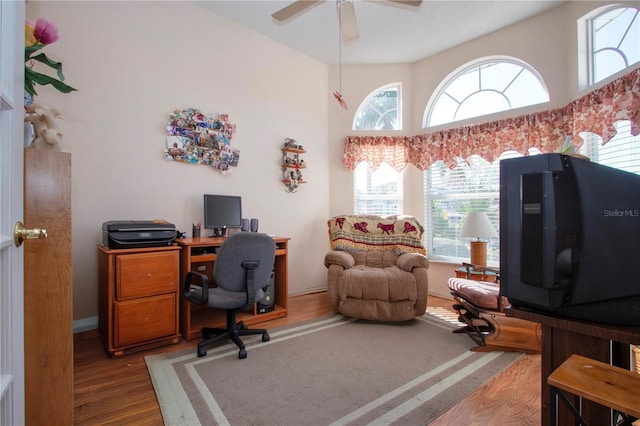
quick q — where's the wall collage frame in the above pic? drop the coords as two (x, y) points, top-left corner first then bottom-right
(164, 107), (239, 174)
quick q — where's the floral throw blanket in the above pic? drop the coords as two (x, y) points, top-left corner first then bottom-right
(328, 215), (426, 255)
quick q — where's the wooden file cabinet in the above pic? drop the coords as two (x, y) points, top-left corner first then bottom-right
(177, 236), (290, 341)
(98, 245), (182, 357)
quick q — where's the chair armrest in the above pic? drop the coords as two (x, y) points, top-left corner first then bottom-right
(324, 250), (355, 269)
(241, 260), (260, 308)
(397, 253), (429, 272)
(183, 271), (209, 305)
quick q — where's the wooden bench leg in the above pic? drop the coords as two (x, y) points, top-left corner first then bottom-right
(451, 296), (541, 353)
(550, 386), (586, 426)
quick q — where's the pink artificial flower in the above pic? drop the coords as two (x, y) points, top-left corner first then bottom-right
(34, 18), (59, 45)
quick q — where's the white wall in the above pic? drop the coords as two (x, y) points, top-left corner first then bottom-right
(27, 1), (331, 322)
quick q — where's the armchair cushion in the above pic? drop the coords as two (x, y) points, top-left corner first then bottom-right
(336, 265), (421, 321)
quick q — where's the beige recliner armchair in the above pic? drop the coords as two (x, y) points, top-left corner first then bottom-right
(324, 215), (430, 321)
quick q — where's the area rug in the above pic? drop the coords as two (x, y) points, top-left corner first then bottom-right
(145, 310), (522, 426)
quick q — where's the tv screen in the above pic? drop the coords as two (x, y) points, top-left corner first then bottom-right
(203, 194), (242, 237)
(500, 153), (640, 325)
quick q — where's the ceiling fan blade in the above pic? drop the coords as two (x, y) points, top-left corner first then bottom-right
(271, 0), (323, 22)
(387, 0), (422, 6)
(339, 0), (359, 42)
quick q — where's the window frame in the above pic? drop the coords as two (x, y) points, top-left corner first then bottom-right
(352, 82), (402, 131)
(423, 57), (549, 128)
(587, 5), (640, 86)
(353, 162), (404, 216)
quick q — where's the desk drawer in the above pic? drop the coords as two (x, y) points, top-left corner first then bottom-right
(114, 293), (176, 347)
(116, 251), (178, 300)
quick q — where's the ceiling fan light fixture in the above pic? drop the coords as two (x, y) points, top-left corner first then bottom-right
(339, 0), (359, 42)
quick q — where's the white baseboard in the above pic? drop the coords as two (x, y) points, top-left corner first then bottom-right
(72, 288), (448, 334)
(289, 285), (327, 296)
(74, 316), (98, 334)
(70, 287), (330, 334)
(429, 289), (454, 300)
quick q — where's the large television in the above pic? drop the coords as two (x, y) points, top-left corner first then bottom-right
(500, 153), (640, 325)
(203, 194), (242, 237)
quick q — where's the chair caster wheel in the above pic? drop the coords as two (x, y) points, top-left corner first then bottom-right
(239, 348), (247, 359)
(197, 348), (207, 358)
(262, 332), (270, 342)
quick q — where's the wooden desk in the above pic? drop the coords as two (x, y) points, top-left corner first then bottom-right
(507, 307), (640, 426)
(176, 236), (290, 341)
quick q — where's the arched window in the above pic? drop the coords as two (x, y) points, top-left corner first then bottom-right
(423, 58), (549, 263)
(424, 58), (549, 128)
(353, 83), (401, 130)
(587, 5), (639, 85)
(353, 83), (403, 215)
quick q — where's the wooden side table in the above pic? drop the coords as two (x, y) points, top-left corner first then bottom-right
(455, 266), (497, 283)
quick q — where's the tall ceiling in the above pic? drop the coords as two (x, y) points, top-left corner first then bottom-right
(196, 0), (567, 65)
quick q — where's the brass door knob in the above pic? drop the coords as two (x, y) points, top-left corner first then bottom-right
(14, 221), (47, 247)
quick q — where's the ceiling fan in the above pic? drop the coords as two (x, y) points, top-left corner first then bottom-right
(271, 0), (423, 42)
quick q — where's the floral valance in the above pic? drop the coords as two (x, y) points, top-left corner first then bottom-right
(344, 67), (640, 171)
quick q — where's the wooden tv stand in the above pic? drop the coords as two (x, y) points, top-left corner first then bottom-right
(176, 236), (290, 341)
(508, 307), (640, 425)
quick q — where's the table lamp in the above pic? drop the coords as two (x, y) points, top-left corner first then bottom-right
(459, 212), (498, 266)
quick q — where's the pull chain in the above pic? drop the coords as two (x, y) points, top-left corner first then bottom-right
(334, 0), (348, 110)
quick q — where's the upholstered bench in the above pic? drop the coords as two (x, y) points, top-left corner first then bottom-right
(448, 264), (541, 353)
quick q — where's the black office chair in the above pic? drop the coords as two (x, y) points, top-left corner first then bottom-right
(183, 232), (276, 359)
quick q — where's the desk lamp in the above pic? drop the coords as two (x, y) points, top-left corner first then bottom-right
(460, 212), (498, 266)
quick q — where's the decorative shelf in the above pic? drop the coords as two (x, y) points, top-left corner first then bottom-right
(282, 147), (306, 154)
(280, 138), (307, 193)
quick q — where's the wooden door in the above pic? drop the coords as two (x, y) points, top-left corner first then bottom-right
(24, 149), (73, 425)
(0, 1), (26, 424)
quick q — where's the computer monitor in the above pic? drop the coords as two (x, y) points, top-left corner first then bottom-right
(203, 194), (242, 237)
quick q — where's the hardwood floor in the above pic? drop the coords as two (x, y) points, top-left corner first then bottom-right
(73, 292), (540, 425)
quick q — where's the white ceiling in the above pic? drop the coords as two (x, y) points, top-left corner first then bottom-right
(195, 0), (567, 64)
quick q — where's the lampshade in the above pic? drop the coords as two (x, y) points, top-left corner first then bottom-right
(459, 212), (498, 240)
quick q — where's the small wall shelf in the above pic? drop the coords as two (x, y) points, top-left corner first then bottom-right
(281, 138), (306, 193)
